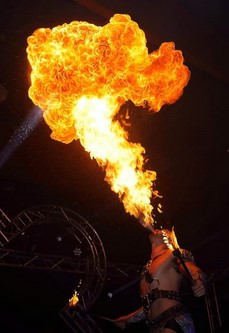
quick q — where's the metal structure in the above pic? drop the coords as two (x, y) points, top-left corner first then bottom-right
(1, 207), (226, 332)
(0, 205), (107, 332)
(0, 205), (145, 332)
(204, 274), (223, 333)
(59, 304), (105, 333)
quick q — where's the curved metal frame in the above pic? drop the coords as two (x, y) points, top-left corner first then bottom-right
(1, 205), (107, 310)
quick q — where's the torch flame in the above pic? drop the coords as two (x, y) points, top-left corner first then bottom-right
(26, 14), (190, 229)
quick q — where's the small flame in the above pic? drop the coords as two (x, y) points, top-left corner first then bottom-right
(26, 14), (190, 229)
(69, 291), (79, 307)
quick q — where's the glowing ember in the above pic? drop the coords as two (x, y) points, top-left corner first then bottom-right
(69, 291), (79, 307)
(26, 14), (190, 229)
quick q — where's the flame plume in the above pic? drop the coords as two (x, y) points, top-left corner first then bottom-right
(26, 14), (190, 229)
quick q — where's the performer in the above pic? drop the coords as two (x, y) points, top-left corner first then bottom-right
(114, 228), (207, 332)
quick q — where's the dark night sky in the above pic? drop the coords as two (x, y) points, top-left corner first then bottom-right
(0, 1), (228, 332)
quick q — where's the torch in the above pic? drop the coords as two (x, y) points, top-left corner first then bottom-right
(162, 229), (194, 283)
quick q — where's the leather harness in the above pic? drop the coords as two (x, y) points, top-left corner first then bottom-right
(142, 288), (182, 312)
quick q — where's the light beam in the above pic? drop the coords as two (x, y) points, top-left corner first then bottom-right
(0, 106), (42, 168)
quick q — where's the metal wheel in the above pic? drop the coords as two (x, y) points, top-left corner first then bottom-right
(1, 205), (107, 310)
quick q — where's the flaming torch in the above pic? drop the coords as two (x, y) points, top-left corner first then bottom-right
(26, 14), (190, 230)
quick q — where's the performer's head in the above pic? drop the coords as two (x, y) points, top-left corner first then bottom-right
(149, 227), (179, 250)
(149, 229), (167, 246)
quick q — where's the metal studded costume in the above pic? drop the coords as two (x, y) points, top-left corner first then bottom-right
(141, 249), (198, 333)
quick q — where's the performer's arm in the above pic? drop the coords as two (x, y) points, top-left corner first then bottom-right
(114, 307), (145, 330)
(172, 247), (207, 297)
(185, 261), (207, 297)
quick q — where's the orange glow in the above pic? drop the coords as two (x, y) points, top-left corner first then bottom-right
(69, 291), (79, 307)
(26, 14), (190, 229)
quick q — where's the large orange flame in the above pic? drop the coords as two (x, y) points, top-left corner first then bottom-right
(26, 14), (190, 229)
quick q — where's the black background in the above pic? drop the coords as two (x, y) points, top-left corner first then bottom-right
(0, 1), (228, 332)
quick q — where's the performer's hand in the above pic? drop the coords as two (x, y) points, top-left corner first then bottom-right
(113, 307), (144, 329)
(113, 317), (127, 330)
(192, 278), (205, 297)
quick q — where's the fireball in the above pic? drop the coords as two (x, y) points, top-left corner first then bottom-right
(26, 14), (190, 229)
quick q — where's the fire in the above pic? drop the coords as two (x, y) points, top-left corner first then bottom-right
(69, 291), (79, 307)
(26, 14), (190, 229)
